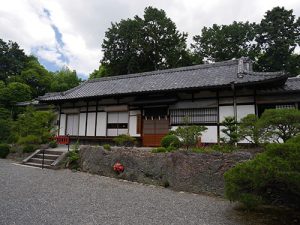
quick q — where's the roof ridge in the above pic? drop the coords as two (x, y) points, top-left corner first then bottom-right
(246, 71), (285, 76)
(87, 59), (239, 83)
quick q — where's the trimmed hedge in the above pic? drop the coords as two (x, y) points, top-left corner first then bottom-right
(0, 144), (10, 158)
(224, 141), (300, 209)
(161, 135), (180, 149)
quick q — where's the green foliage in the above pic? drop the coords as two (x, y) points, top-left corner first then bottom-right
(286, 135), (300, 144)
(0, 39), (28, 81)
(211, 144), (238, 153)
(224, 142), (300, 209)
(49, 140), (58, 148)
(50, 67), (81, 92)
(101, 7), (195, 76)
(0, 82), (32, 107)
(89, 65), (108, 79)
(257, 109), (300, 143)
(221, 116), (239, 145)
(0, 108), (12, 143)
(161, 135), (180, 149)
(239, 114), (260, 145)
(191, 146), (214, 153)
(113, 134), (136, 147)
(174, 117), (207, 150)
(151, 147), (168, 153)
(0, 144), (10, 158)
(22, 144), (38, 153)
(192, 21), (258, 62)
(67, 142), (80, 169)
(255, 7), (300, 76)
(103, 144), (111, 151)
(18, 135), (41, 145)
(13, 106), (55, 141)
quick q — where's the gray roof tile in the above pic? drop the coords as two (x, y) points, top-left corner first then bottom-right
(39, 59), (287, 101)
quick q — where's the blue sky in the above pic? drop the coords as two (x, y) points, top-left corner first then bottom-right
(0, 0), (299, 79)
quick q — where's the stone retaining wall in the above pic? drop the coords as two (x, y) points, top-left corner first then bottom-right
(79, 146), (252, 196)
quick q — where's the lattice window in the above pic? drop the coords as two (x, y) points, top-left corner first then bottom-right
(276, 104), (295, 109)
(170, 108), (218, 125)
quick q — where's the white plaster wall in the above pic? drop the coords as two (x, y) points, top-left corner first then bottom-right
(79, 113), (86, 136)
(237, 105), (255, 121)
(171, 125), (218, 143)
(96, 112), (107, 136)
(86, 112), (96, 136)
(59, 114), (66, 135)
(129, 110), (141, 137)
(219, 106), (234, 122)
(201, 126), (218, 143)
(66, 114), (79, 135)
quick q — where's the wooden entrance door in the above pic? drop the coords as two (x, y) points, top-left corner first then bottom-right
(142, 116), (169, 147)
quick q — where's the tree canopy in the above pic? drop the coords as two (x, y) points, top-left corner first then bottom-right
(100, 7), (197, 76)
(192, 22), (258, 62)
(255, 7), (300, 75)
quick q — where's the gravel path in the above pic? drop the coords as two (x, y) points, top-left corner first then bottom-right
(0, 159), (269, 225)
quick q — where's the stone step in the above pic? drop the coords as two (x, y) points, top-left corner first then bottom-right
(44, 150), (65, 155)
(35, 154), (59, 160)
(24, 162), (52, 169)
(28, 158), (54, 165)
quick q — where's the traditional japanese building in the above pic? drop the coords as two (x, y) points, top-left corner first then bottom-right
(39, 57), (300, 146)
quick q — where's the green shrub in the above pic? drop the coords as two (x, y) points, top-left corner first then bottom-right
(113, 134), (136, 147)
(224, 142), (300, 209)
(151, 147), (168, 153)
(161, 135), (180, 149)
(18, 135), (41, 145)
(103, 144), (111, 151)
(49, 140), (58, 148)
(0, 144), (10, 158)
(191, 146), (214, 153)
(174, 116), (207, 150)
(286, 135), (300, 144)
(66, 149), (80, 169)
(221, 116), (239, 145)
(22, 145), (38, 153)
(211, 144), (238, 153)
(257, 108), (300, 143)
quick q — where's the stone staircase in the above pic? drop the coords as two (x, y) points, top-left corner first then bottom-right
(23, 149), (67, 169)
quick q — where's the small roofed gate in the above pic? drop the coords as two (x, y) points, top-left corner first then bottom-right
(142, 108), (169, 147)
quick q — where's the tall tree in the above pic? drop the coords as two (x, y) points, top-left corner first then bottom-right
(255, 7), (300, 75)
(192, 21), (257, 62)
(101, 7), (194, 76)
(0, 39), (28, 81)
(50, 67), (81, 92)
(8, 56), (53, 97)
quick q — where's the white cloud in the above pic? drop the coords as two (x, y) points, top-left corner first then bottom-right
(0, 0), (299, 78)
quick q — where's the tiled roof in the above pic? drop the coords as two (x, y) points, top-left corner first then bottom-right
(39, 58), (287, 102)
(257, 77), (300, 94)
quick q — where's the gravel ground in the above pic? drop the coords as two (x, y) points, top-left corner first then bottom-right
(0, 159), (275, 225)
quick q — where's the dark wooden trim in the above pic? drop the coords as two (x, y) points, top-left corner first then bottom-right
(85, 101), (89, 136)
(217, 90), (220, 144)
(219, 102), (255, 106)
(254, 89), (258, 116)
(94, 100), (98, 136)
(58, 104), (61, 136)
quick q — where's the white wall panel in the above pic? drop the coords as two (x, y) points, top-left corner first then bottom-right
(107, 129), (118, 136)
(96, 112), (107, 136)
(118, 112), (129, 123)
(201, 126), (218, 143)
(79, 113), (86, 136)
(66, 114), (79, 135)
(219, 106), (234, 122)
(86, 112), (96, 136)
(129, 110), (141, 137)
(59, 114), (66, 135)
(237, 105), (255, 121)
